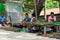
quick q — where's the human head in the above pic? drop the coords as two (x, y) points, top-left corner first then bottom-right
(25, 13), (28, 18)
(50, 12), (54, 16)
(31, 14), (35, 18)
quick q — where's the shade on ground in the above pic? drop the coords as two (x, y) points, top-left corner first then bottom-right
(0, 29), (59, 40)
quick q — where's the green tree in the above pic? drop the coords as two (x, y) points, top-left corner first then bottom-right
(22, 0), (60, 17)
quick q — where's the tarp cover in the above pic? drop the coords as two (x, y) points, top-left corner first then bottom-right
(0, 3), (5, 14)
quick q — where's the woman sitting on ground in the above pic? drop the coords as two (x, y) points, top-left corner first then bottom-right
(21, 13), (31, 28)
(29, 14), (39, 33)
(0, 14), (7, 27)
(48, 12), (57, 32)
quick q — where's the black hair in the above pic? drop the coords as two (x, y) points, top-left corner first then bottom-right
(32, 14), (35, 17)
(50, 12), (54, 15)
(25, 13), (28, 15)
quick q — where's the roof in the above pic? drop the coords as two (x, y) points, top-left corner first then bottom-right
(40, 8), (60, 16)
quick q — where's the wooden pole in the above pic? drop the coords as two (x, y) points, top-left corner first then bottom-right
(59, 1), (60, 13)
(44, 0), (46, 21)
(34, 0), (37, 20)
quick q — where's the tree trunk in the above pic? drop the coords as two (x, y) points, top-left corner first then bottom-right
(32, 0), (45, 19)
(0, 0), (6, 3)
